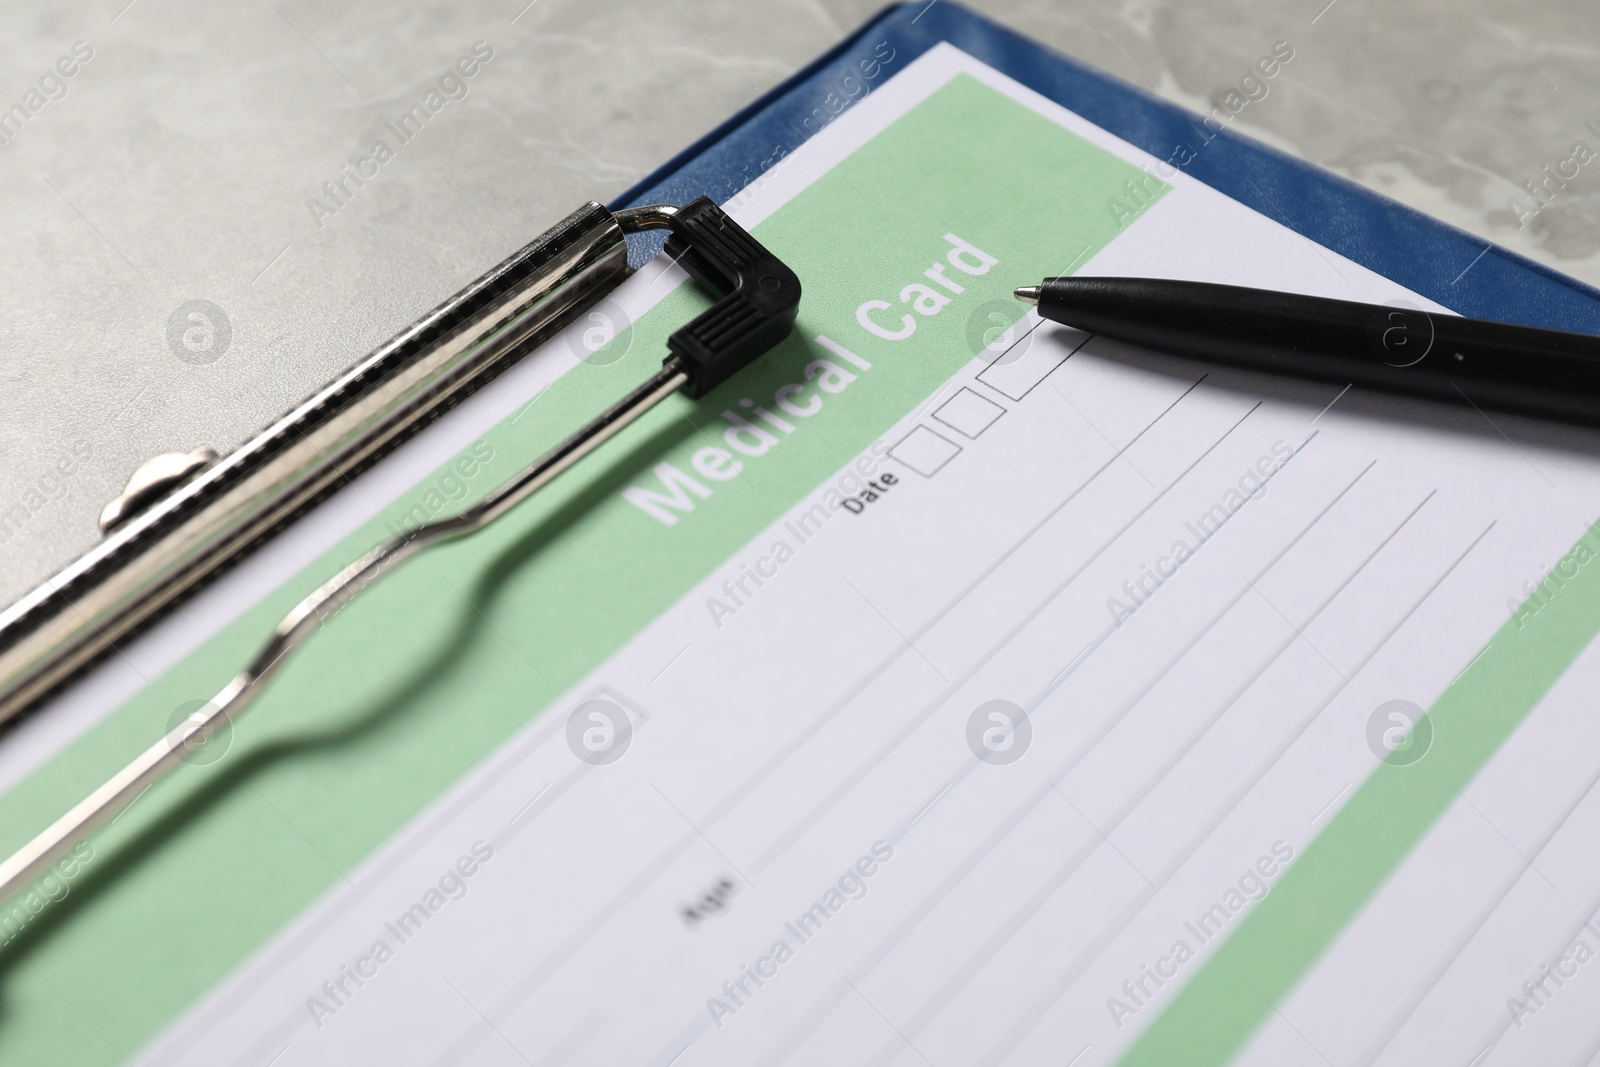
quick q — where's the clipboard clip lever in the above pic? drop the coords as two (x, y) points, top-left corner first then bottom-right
(0, 195), (800, 904)
(615, 197), (801, 398)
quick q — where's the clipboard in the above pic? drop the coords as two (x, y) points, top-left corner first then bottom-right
(5, 4), (1600, 1066)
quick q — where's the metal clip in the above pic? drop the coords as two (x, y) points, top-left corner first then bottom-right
(0, 196), (800, 904)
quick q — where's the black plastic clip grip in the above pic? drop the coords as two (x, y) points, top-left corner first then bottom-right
(615, 196), (803, 399)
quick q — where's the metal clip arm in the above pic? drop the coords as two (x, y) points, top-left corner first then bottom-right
(0, 198), (801, 905)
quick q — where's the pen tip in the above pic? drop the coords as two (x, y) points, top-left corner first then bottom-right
(1013, 285), (1040, 305)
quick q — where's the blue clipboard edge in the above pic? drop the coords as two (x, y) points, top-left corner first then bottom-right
(612, 1), (1600, 335)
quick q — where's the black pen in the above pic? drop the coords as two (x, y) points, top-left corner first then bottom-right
(1014, 277), (1600, 427)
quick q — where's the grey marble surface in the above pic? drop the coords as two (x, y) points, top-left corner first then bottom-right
(0, 0), (1595, 608)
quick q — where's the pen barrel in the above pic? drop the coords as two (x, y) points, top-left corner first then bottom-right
(1039, 277), (1600, 424)
(0, 203), (631, 729)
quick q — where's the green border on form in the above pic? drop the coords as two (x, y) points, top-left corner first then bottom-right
(1121, 528), (1600, 1063)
